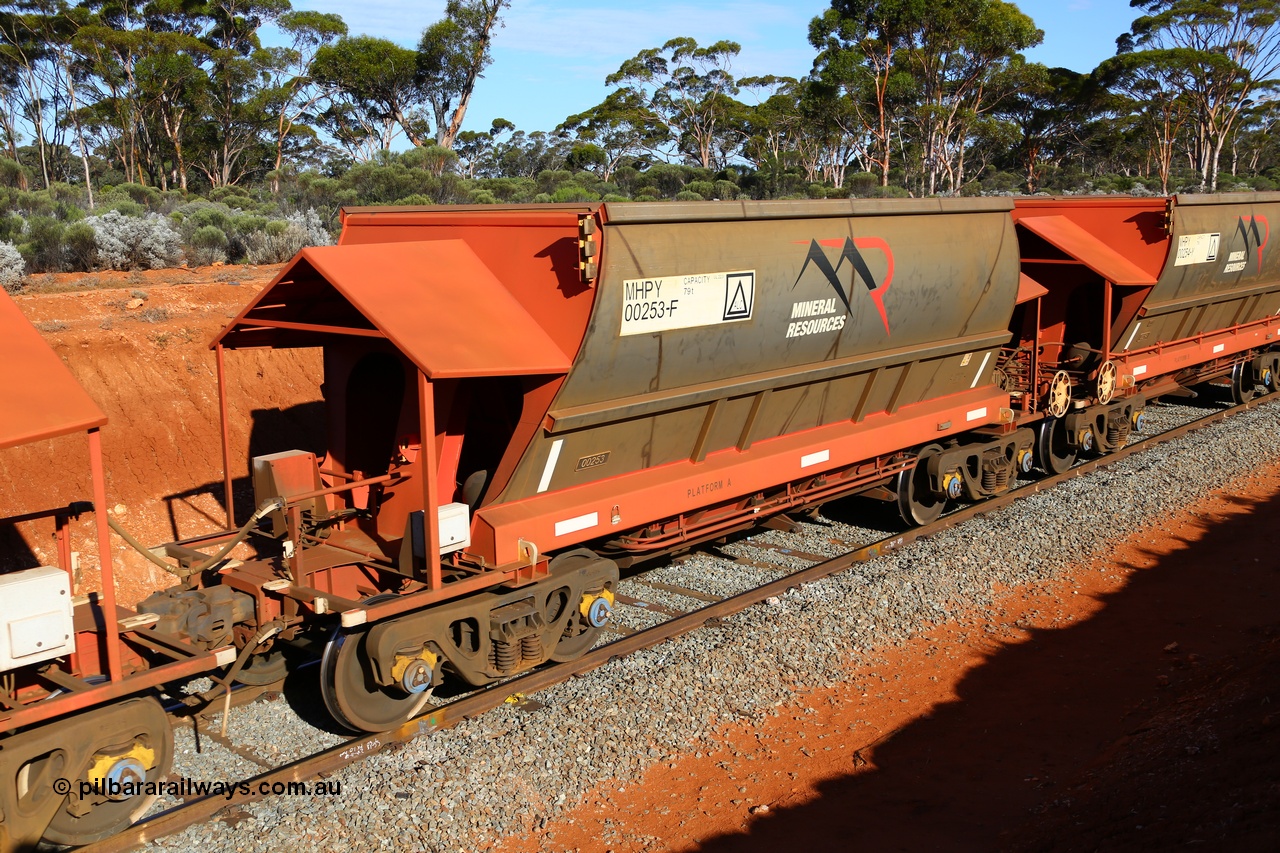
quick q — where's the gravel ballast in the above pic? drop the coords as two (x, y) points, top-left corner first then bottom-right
(146, 397), (1280, 852)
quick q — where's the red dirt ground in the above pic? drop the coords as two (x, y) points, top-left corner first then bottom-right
(501, 461), (1280, 853)
(1, 265), (322, 605)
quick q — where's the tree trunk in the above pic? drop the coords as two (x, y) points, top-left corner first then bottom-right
(1210, 134), (1226, 191)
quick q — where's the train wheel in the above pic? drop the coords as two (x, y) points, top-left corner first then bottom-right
(320, 594), (431, 733)
(548, 585), (614, 662)
(231, 650), (287, 686)
(895, 444), (946, 527)
(320, 627), (432, 734)
(1035, 416), (1077, 475)
(38, 696), (173, 846)
(1230, 361), (1262, 405)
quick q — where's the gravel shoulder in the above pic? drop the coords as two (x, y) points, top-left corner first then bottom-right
(503, 421), (1280, 853)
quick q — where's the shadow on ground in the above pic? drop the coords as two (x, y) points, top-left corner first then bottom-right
(694, 488), (1280, 853)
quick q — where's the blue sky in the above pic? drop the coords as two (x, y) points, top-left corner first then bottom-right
(285, 0), (1139, 137)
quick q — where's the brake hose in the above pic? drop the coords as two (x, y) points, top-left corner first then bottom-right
(106, 498), (283, 578)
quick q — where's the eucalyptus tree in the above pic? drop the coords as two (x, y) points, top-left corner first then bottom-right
(606, 37), (744, 170)
(812, 0), (1040, 194)
(1121, 0), (1280, 190)
(557, 89), (666, 181)
(312, 35), (429, 156)
(809, 1), (917, 187)
(417, 0), (509, 150)
(1098, 47), (1198, 193)
(262, 9), (346, 192)
(1228, 99), (1280, 178)
(453, 117), (512, 177)
(188, 0), (290, 187)
(997, 64), (1093, 193)
(797, 76), (874, 188)
(72, 0), (156, 186)
(133, 31), (208, 190)
(901, 0), (1042, 194)
(0, 0), (64, 188)
(737, 76), (797, 177)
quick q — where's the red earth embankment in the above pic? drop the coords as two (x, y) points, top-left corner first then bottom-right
(2, 265), (322, 605)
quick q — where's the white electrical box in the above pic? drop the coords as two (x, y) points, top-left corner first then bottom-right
(0, 566), (75, 672)
(437, 502), (471, 555)
(410, 503), (472, 559)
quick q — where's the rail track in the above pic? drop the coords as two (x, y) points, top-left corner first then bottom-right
(80, 392), (1277, 853)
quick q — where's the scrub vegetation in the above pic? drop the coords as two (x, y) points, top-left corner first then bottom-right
(1, 0), (1278, 290)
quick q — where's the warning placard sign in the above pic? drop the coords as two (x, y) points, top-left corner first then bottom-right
(619, 270), (755, 337)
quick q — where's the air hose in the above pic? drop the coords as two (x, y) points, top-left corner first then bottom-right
(106, 498), (283, 578)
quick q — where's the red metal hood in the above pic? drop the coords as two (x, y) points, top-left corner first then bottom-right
(212, 240), (572, 378)
(0, 290), (106, 449)
(1016, 214), (1159, 287)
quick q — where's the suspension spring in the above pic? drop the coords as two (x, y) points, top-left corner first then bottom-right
(493, 639), (519, 672)
(521, 634), (542, 663)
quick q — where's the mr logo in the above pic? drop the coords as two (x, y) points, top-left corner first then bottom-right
(1235, 215), (1270, 274)
(792, 237), (896, 335)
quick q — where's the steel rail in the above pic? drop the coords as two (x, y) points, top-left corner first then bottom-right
(80, 394), (1277, 853)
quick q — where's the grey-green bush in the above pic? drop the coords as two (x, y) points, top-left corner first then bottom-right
(0, 240), (25, 292)
(83, 210), (183, 270)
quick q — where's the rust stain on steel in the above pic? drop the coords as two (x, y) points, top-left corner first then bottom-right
(212, 240), (572, 378)
(0, 289), (107, 449)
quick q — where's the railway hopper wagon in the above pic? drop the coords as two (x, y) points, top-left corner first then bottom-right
(1006, 194), (1280, 472)
(190, 198), (1035, 732)
(0, 289), (231, 849)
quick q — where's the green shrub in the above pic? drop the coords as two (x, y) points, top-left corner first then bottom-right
(0, 158), (29, 189)
(63, 222), (98, 270)
(550, 185), (599, 202)
(846, 172), (878, 197)
(113, 182), (163, 208)
(20, 216), (66, 273)
(103, 198), (145, 217)
(686, 180), (716, 199)
(187, 225), (229, 265)
(0, 213), (22, 243)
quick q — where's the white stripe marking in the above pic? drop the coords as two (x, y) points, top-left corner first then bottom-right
(1212, 343), (1225, 353)
(537, 439), (563, 493)
(555, 512), (598, 537)
(1122, 322), (1142, 351)
(966, 407), (988, 422)
(1132, 365), (1147, 376)
(800, 449), (830, 468)
(969, 351), (992, 389)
